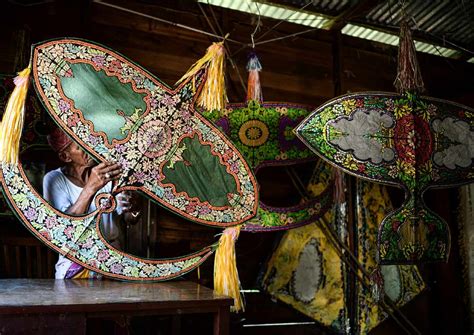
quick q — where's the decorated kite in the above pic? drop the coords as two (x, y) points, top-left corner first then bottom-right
(204, 53), (333, 232)
(0, 38), (259, 295)
(296, 21), (474, 264)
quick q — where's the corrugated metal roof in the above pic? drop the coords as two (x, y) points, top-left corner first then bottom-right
(202, 0), (474, 60)
(283, 0), (355, 14)
(363, 1), (474, 48)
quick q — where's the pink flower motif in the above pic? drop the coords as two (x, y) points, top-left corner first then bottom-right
(181, 109), (191, 121)
(45, 216), (57, 229)
(88, 135), (100, 147)
(67, 114), (80, 127)
(59, 100), (70, 113)
(149, 97), (159, 109)
(82, 238), (93, 249)
(111, 263), (123, 274)
(164, 189), (175, 200)
(162, 94), (175, 107)
(115, 144), (126, 154)
(25, 208), (37, 221)
(64, 226), (74, 239)
(134, 171), (146, 181)
(198, 206), (211, 215)
(118, 157), (131, 170)
(97, 249), (110, 261)
(230, 162), (239, 173)
(91, 55), (106, 67)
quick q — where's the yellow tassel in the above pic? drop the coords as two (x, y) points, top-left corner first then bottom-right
(0, 67), (31, 165)
(177, 41), (227, 111)
(214, 225), (244, 312)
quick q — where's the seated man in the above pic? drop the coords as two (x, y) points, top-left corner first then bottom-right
(43, 128), (139, 279)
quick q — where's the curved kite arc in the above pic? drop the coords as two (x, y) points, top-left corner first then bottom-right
(296, 91), (473, 263)
(0, 162), (214, 280)
(242, 183), (334, 232)
(31, 38), (258, 227)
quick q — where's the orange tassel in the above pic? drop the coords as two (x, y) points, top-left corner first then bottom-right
(246, 52), (263, 102)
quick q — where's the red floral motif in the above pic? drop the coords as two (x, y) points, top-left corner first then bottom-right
(108, 60), (123, 74)
(393, 114), (433, 166)
(67, 113), (80, 127)
(392, 220), (401, 231)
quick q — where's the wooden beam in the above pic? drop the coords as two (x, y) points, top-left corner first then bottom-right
(323, 0), (380, 31)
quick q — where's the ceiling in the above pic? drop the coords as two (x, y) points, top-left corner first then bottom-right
(199, 0), (474, 62)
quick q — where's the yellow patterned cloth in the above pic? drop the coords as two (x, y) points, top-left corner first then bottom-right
(263, 176), (425, 333)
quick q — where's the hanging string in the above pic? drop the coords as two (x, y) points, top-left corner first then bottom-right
(253, 1), (313, 43)
(94, 1), (244, 45)
(393, 19), (425, 94)
(197, 2), (247, 95)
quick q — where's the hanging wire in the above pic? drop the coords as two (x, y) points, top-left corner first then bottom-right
(199, 1), (247, 95)
(248, 0), (261, 48)
(254, 0), (313, 43)
(93, 0), (245, 45)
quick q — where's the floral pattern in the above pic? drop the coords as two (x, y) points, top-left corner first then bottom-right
(32, 39), (258, 227)
(203, 100), (314, 170)
(0, 162), (213, 280)
(296, 92), (474, 263)
(204, 100), (333, 231)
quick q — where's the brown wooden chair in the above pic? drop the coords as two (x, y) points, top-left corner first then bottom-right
(0, 235), (56, 278)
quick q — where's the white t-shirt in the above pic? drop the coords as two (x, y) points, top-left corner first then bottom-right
(43, 168), (123, 278)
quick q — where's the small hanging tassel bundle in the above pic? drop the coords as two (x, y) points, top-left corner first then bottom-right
(393, 20), (425, 94)
(332, 168), (345, 204)
(214, 226), (244, 312)
(369, 265), (384, 303)
(246, 52), (263, 102)
(177, 41), (227, 112)
(0, 66), (31, 165)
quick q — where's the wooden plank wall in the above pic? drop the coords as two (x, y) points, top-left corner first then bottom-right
(0, 1), (473, 334)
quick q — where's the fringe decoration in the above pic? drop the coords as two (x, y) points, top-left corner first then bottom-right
(369, 265), (384, 303)
(332, 168), (345, 204)
(214, 226), (244, 312)
(176, 41), (227, 111)
(393, 20), (425, 94)
(0, 66), (31, 165)
(246, 52), (263, 102)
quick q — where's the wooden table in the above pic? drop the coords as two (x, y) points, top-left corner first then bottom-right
(0, 279), (232, 335)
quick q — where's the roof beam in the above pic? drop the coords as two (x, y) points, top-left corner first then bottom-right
(323, 0), (380, 31)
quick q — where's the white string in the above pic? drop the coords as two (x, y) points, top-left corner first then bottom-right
(93, 0), (245, 45)
(248, 0), (261, 48)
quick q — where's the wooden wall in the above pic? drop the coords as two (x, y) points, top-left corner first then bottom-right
(0, 0), (473, 334)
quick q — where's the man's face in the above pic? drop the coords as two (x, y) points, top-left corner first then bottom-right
(60, 143), (95, 167)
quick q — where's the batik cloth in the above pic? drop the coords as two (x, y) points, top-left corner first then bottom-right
(263, 178), (425, 333)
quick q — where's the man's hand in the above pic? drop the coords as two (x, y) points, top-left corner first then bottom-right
(117, 191), (141, 225)
(86, 162), (122, 194)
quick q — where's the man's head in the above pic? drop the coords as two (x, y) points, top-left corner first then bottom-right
(47, 128), (72, 153)
(47, 128), (94, 167)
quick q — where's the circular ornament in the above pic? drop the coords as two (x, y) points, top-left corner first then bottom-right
(238, 119), (270, 147)
(137, 120), (172, 158)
